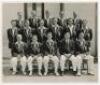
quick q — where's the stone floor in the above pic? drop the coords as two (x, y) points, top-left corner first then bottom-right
(2, 58), (98, 83)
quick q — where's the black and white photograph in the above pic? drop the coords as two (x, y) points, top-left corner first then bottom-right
(2, 2), (98, 82)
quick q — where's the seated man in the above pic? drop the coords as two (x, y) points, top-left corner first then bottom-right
(72, 31), (94, 76)
(27, 34), (43, 76)
(43, 31), (59, 76)
(58, 31), (74, 76)
(10, 34), (27, 75)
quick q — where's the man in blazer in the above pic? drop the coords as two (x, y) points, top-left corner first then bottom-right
(27, 34), (43, 76)
(16, 12), (24, 34)
(44, 10), (51, 28)
(29, 10), (39, 30)
(22, 20), (32, 56)
(51, 17), (63, 42)
(57, 11), (66, 27)
(37, 19), (48, 43)
(43, 31), (59, 76)
(7, 20), (18, 56)
(11, 34), (27, 75)
(59, 31), (75, 76)
(82, 19), (93, 52)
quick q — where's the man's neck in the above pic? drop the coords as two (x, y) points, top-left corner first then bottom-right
(18, 41), (21, 43)
(12, 26), (16, 29)
(47, 39), (52, 41)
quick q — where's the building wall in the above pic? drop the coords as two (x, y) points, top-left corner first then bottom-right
(2, 3), (97, 58)
(64, 3), (97, 57)
(3, 3), (24, 58)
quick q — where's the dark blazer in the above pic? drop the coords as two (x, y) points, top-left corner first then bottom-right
(58, 39), (74, 55)
(13, 41), (26, 56)
(37, 26), (48, 42)
(44, 18), (51, 28)
(57, 18), (65, 27)
(75, 39), (86, 53)
(22, 27), (32, 44)
(16, 20), (24, 35)
(7, 28), (18, 49)
(84, 28), (93, 41)
(50, 24), (63, 42)
(29, 42), (42, 56)
(29, 17), (39, 29)
(63, 25), (76, 40)
(43, 40), (57, 56)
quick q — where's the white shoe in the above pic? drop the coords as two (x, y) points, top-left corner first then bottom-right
(38, 72), (42, 76)
(55, 72), (59, 76)
(29, 71), (32, 76)
(44, 72), (47, 76)
(12, 71), (16, 75)
(76, 72), (81, 76)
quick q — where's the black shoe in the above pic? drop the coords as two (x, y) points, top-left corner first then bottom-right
(60, 71), (64, 76)
(73, 71), (77, 76)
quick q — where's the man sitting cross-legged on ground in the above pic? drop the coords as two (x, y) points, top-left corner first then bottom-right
(43, 31), (59, 76)
(10, 34), (27, 75)
(27, 34), (43, 76)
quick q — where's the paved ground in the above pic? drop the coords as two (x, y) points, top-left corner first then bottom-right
(2, 58), (98, 83)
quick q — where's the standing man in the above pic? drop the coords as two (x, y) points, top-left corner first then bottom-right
(29, 10), (39, 30)
(37, 19), (48, 43)
(7, 20), (18, 56)
(16, 12), (24, 29)
(67, 18), (76, 40)
(44, 10), (51, 28)
(27, 34), (43, 76)
(10, 34), (27, 75)
(22, 20), (32, 56)
(51, 17), (62, 42)
(82, 19), (93, 52)
(43, 31), (59, 76)
(58, 11), (66, 27)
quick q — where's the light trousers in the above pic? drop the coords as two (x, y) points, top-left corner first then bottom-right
(43, 55), (59, 73)
(27, 56), (43, 72)
(60, 54), (71, 71)
(10, 55), (27, 72)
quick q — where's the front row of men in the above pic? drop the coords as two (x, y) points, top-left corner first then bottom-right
(10, 30), (94, 76)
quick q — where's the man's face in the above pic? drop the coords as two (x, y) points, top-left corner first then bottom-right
(60, 12), (64, 18)
(17, 35), (22, 42)
(79, 32), (84, 39)
(64, 32), (70, 40)
(83, 20), (87, 27)
(25, 20), (29, 26)
(11, 21), (16, 27)
(53, 18), (57, 25)
(32, 35), (38, 42)
(47, 33), (52, 39)
(40, 20), (44, 26)
(68, 18), (73, 25)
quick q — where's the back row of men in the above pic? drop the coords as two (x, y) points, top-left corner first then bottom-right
(7, 10), (94, 76)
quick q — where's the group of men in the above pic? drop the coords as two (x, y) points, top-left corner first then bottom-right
(7, 10), (95, 76)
